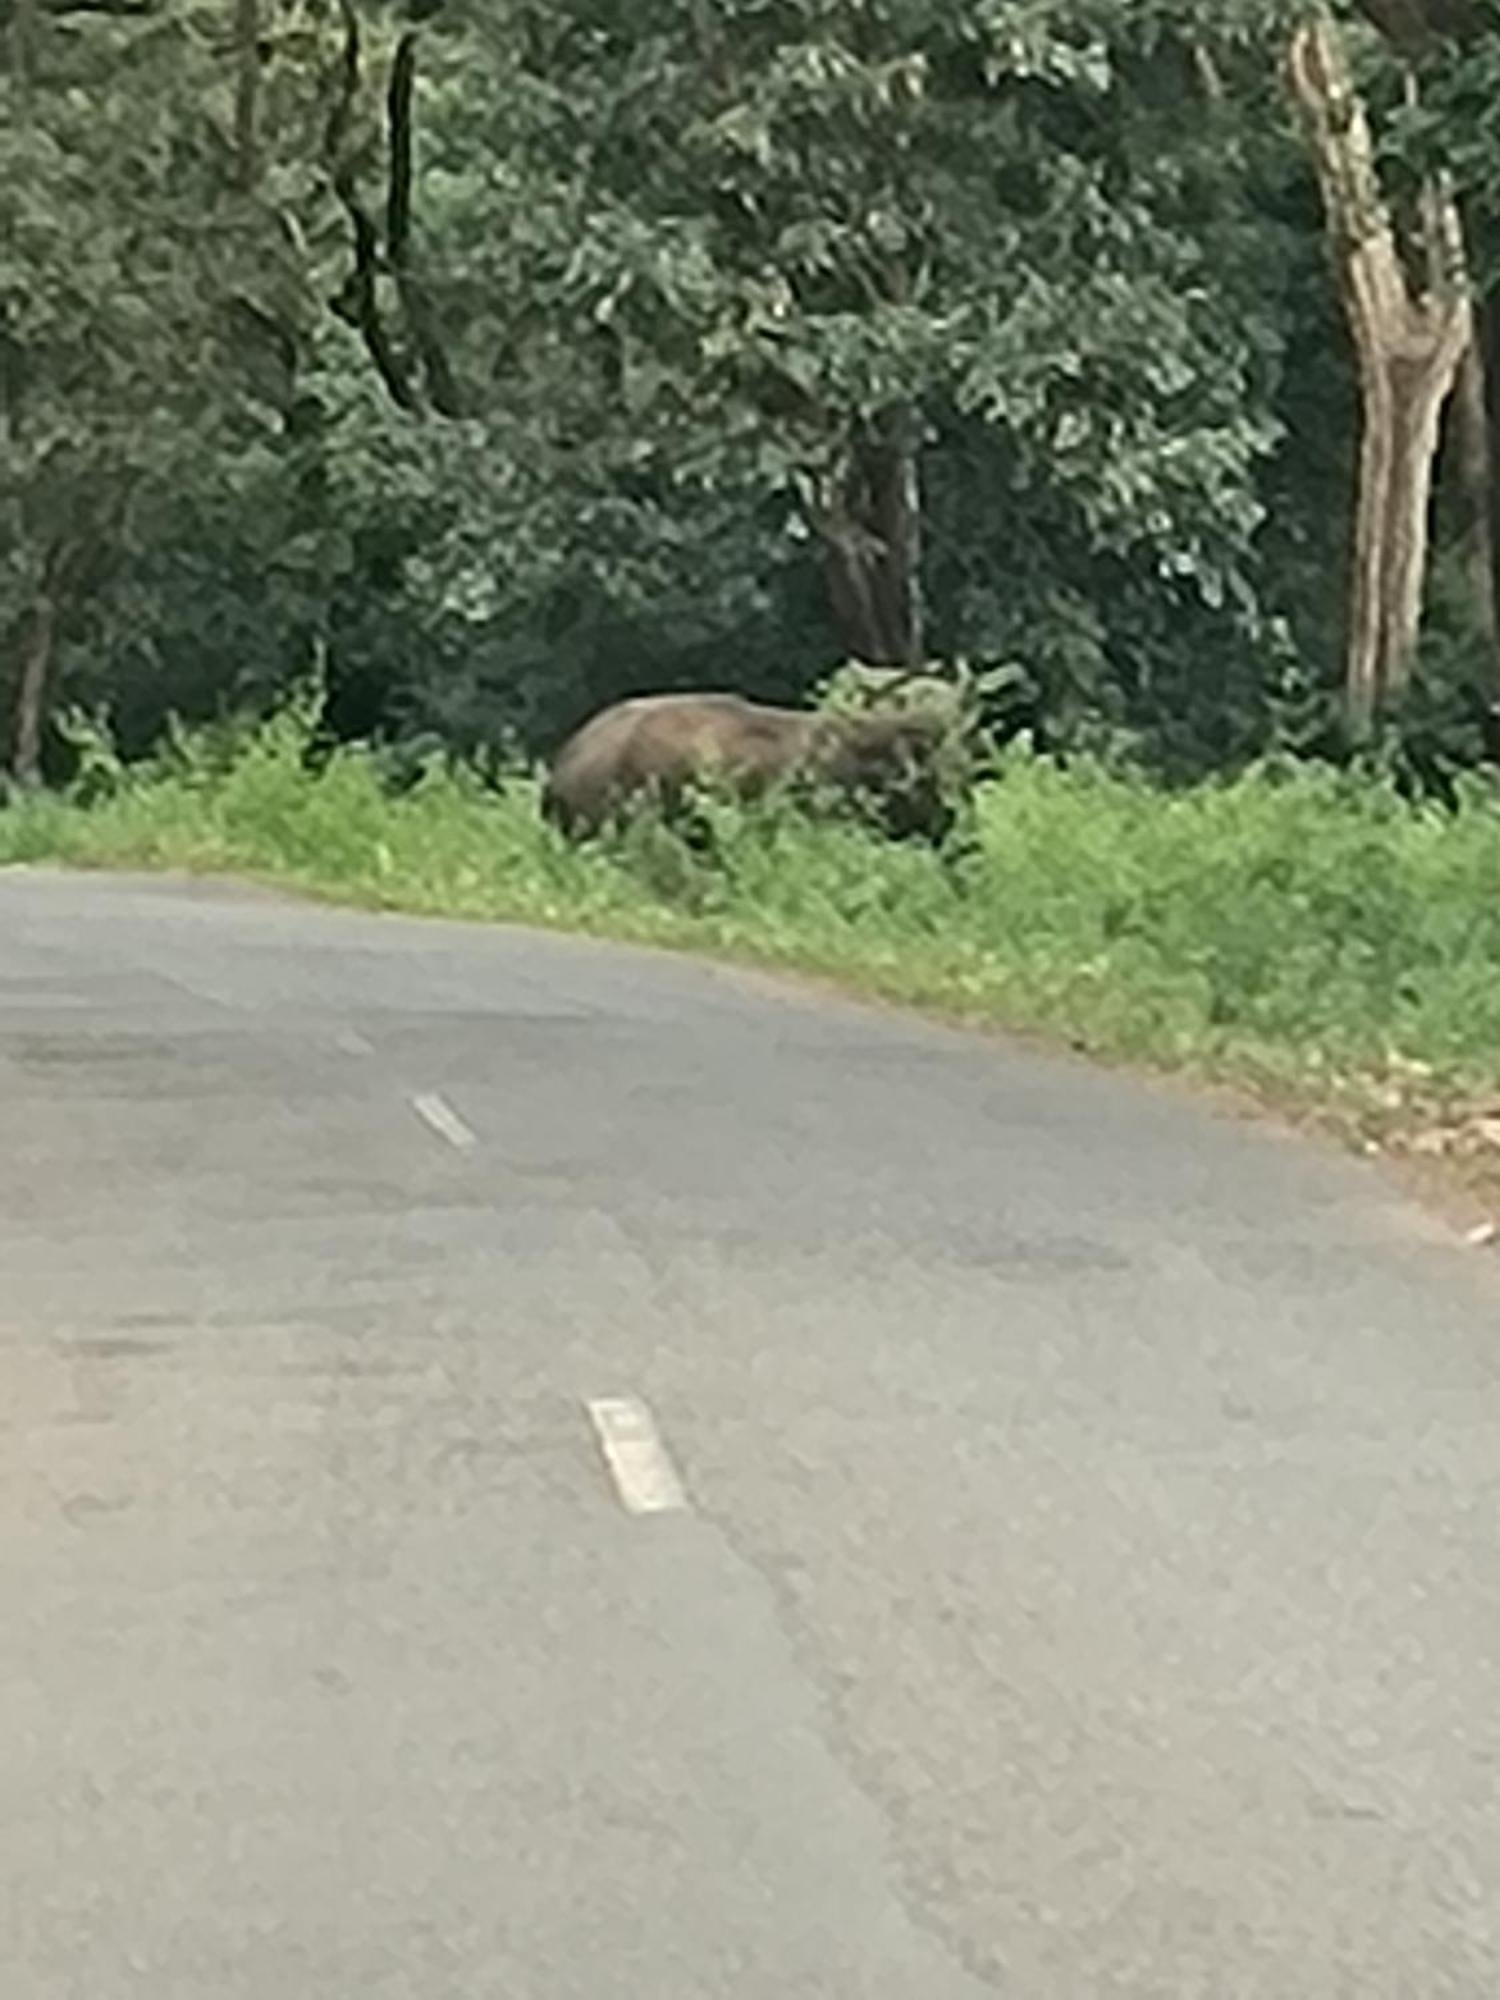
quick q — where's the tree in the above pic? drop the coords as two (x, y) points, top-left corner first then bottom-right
(1366, 0), (1500, 710)
(17, 0), (1478, 783)
(1287, 9), (1471, 726)
(312, 0), (1290, 748)
(0, 0), (318, 781)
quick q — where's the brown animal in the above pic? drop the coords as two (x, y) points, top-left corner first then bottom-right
(541, 691), (952, 842)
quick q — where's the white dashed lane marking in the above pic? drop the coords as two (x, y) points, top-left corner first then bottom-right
(586, 1398), (689, 1516)
(411, 1091), (478, 1151)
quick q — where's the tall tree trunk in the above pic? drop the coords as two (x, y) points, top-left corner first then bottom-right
(11, 571), (59, 790)
(821, 413), (925, 667)
(1356, 342), (1467, 716)
(1288, 14), (1471, 727)
(1351, 0), (1500, 732)
(385, 30), (464, 416)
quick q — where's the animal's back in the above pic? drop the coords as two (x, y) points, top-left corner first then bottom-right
(625, 693), (810, 775)
(544, 691), (769, 834)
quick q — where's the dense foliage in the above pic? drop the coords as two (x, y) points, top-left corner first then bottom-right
(2, 0), (1499, 786)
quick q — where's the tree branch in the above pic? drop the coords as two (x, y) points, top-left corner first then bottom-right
(385, 28), (464, 416)
(386, 28), (414, 258)
(17, 0), (160, 16)
(324, 0), (419, 412)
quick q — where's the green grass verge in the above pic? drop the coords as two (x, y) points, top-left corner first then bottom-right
(5, 710), (1500, 1142)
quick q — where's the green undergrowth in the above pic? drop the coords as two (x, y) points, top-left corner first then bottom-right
(6, 707), (1500, 1137)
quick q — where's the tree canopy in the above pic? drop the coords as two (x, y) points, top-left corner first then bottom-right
(4, 0), (1500, 787)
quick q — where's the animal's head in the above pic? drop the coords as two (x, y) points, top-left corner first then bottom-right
(829, 707), (959, 842)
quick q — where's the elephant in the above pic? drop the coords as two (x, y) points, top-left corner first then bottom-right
(540, 690), (954, 842)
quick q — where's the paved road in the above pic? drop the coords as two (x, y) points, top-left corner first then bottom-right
(1, 869), (1498, 1997)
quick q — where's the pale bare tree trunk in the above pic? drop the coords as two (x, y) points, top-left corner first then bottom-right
(1350, 0), (1500, 728)
(1288, 14), (1471, 727)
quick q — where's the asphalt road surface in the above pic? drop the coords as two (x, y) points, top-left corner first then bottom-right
(2, 868), (1498, 1998)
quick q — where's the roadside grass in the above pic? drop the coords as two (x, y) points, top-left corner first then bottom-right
(6, 708), (1500, 1202)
